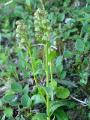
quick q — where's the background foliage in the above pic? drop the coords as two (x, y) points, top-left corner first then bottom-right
(0, 0), (90, 120)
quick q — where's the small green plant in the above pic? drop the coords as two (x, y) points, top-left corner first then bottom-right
(13, 6), (71, 120)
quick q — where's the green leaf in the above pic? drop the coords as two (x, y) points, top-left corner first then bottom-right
(38, 86), (54, 99)
(2, 93), (19, 106)
(50, 100), (65, 116)
(56, 56), (63, 67)
(9, 101), (19, 107)
(48, 50), (56, 62)
(63, 50), (72, 58)
(31, 94), (45, 105)
(21, 94), (31, 107)
(76, 54), (81, 63)
(83, 23), (90, 33)
(4, 108), (13, 118)
(49, 79), (57, 90)
(22, 85), (29, 94)
(11, 82), (22, 93)
(2, 94), (15, 103)
(54, 108), (68, 120)
(58, 13), (65, 22)
(75, 39), (85, 52)
(64, 101), (76, 109)
(44, 86), (54, 98)
(38, 86), (46, 96)
(32, 113), (47, 120)
(60, 71), (66, 79)
(56, 86), (70, 99)
(56, 56), (63, 73)
(57, 80), (77, 88)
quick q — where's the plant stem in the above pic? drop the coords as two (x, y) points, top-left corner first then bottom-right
(45, 43), (50, 120)
(45, 44), (49, 86)
(50, 62), (53, 83)
(28, 45), (38, 86)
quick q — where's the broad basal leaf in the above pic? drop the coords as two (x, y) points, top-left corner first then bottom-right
(50, 100), (65, 116)
(63, 50), (72, 58)
(2, 94), (16, 103)
(56, 86), (70, 99)
(31, 94), (45, 105)
(32, 113), (47, 120)
(75, 39), (85, 52)
(11, 82), (22, 93)
(54, 108), (68, 120)
(22, 85), (29, 94)
(4, 108), (13, 118)
(21, 94), (31, 107)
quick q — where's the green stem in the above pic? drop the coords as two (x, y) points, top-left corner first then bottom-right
(45, 44), (49, 86)
(50, 62), (53, 83)
(45, 43), (50, 120)
(28, 45), (38, 86)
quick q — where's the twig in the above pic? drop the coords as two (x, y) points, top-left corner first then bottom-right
(0, 0), (13, 9)
(32, 43), (44, 47)
(4, 0), (13, 6)
(51, 45), (57, 50)
(0, 86), (9, 96)
(70, 95), (88, 106)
